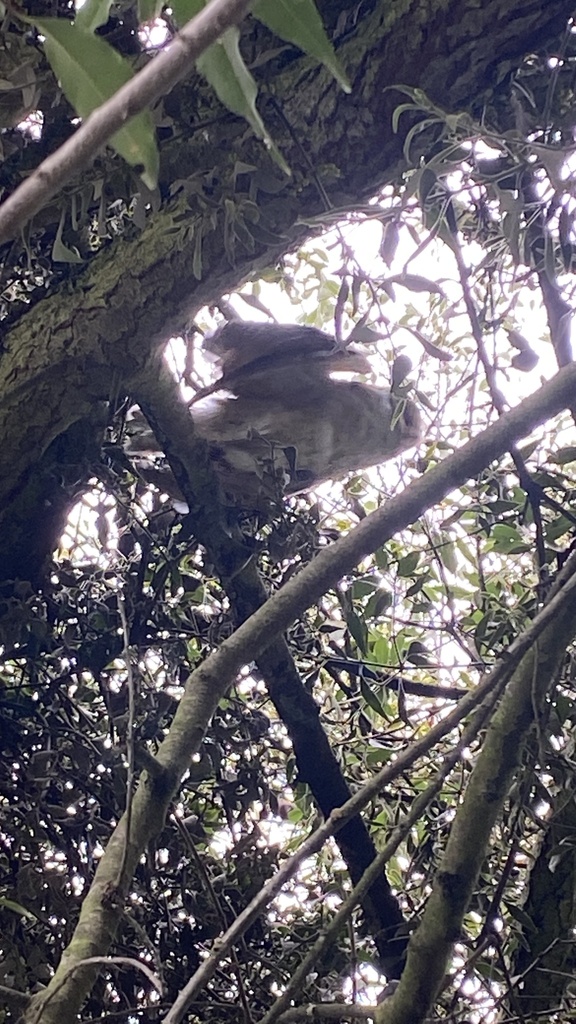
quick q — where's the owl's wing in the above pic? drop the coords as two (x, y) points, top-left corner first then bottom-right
(193, 321), (372, 404)
(126, 355), (421, 511)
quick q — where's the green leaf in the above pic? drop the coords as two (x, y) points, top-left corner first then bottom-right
(503, 902), (537, 932)
(359, 677), (387, 717)
(346, 609), (368, 654)
(489, 523), (528, 553)
(374, 547), (389, 570)
(138, 0), (164, 22)
(438, 538), (457, 574)
(52, 206), (83, 263)
(552, 446), (576, 465)
(406, 640), (431, 667)
(371, 635), (391, 666)
(366, 589), (393, 619)
(397, 550), (420, 577)
(545, 514), (575, 542)
(75, 0), (113, 34)
(390, 273), (445, 295)
(169, 0), (203, 20)
(391, 101), (417, 135)
(0, 897), (37, 920)
(253, 0), (350, 93)
(195, 26), (289, 175)
(169, 0), (289, 171)
(31, 18), (158, 188)
(366, 748), (393, 766)
(456, 536), (478, 569)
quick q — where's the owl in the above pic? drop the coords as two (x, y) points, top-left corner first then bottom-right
(128, 322), (421, 509)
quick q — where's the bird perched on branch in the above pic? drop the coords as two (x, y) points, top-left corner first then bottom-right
(127, 321), (421, 509)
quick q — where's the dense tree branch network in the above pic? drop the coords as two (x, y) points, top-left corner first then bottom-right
(2, 3), (576, 1022)
(0, 0), (254, 244)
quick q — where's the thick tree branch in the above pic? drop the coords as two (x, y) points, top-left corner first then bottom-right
(1, 0), (573, 581)
(0, 0), (254, 244)
(135, 370), (407, 975)
(162, 539), (576, 1024)
(375, 553), (576, 1024)
(24, 359), (576, 1024)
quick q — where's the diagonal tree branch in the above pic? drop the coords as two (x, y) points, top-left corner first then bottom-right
(135, 370), (408, 975)
(375, 551), (576, 1024)
(155, 545), (576, 1023)
(24, 359), (576, 1024)
(0, 0), (254, 244)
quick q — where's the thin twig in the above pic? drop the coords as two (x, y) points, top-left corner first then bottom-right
(0, 0), (254, 243)
(117, 589), (137, 887)
(162, 552), (576, 1024)
(28, 957), (163, 1024)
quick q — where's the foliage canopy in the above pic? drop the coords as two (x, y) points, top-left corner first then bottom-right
(2, 2), (576, 1023)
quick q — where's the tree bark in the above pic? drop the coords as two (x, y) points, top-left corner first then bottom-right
(376, 554), (576, 1024)
(0, 0), (573, 580)
(512, 782), (576, 1015)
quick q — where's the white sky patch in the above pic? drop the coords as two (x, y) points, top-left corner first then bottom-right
(17, 110), (43, 140)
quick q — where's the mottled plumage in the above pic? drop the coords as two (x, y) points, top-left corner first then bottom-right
(128, 322), (421, 508)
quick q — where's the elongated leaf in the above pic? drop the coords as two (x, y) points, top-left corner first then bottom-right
(380, 219), (399, 267)
(253, 0), (350, 92)
(391, 354), (412, 389)
(0, 897), (37, 920)
(52, 205), (83, 263)
(553, 446), (576, 465)
(390, 273), (445, 295)
(346, 609), (368, 654)
(138, 0), (164, 22)
(397, 550), (420, 577)
(31, 18), (158, 187)
(169, 0), (203, 20)
(75, 0), (113, 34)
(359, 677), (387, 717)
(196, 26), (289, 174)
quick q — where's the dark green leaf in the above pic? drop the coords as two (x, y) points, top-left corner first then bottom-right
(545, 515), (575, 542)
(397, 551), (420, 577)
(31, 17), (158, 188)
(52, 207), (83, 264)
(197, 27), (289, 174)
(359, 677), (387, 717)
(552, 446), (576, 465)
(366, 590), (393, 618)
(75, 0), (113, 33)
(346, 609), (368, 654)
(253, 0), (351, 93)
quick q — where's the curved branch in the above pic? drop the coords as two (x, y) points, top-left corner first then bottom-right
(375, 554), (576, 1024)
(165, 544), (576, 1024)
(24, 360), (576, 1024)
